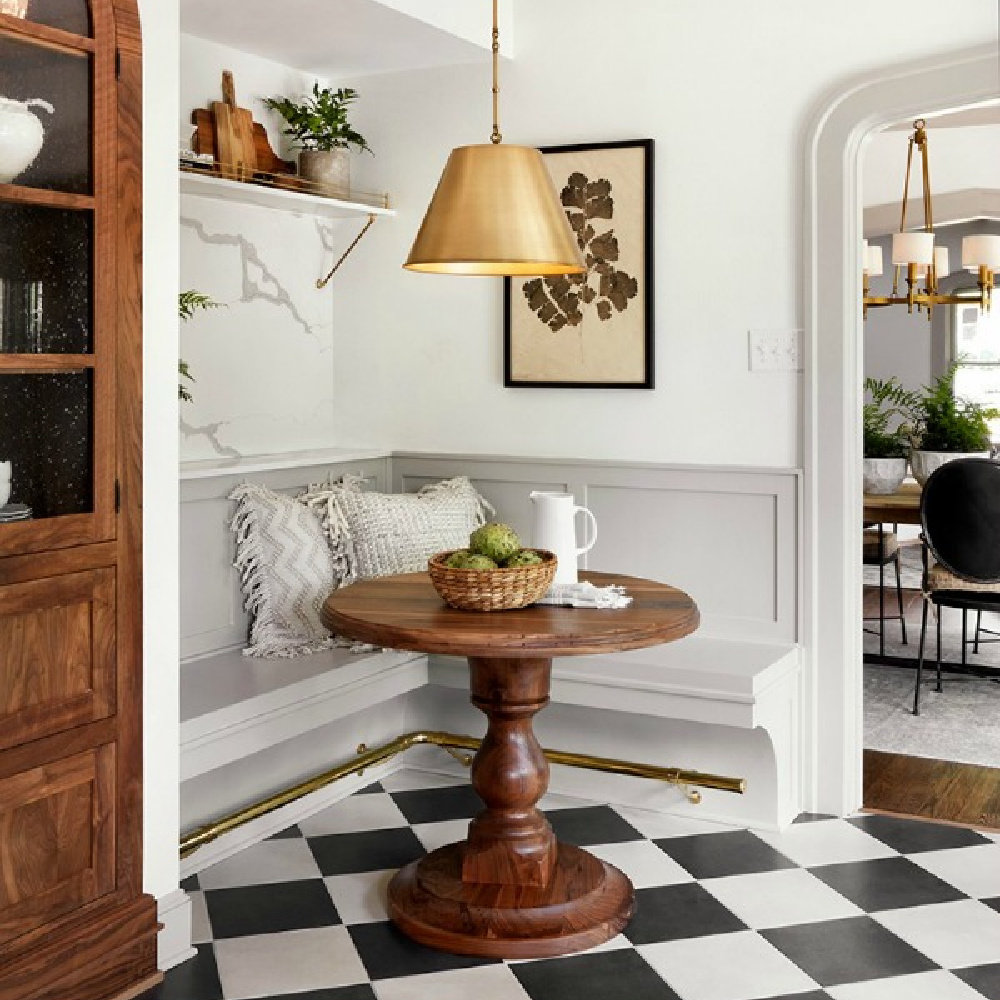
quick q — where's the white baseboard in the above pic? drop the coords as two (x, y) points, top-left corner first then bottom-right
(180, 759), (398, 879)
(158, 888), (196, 971)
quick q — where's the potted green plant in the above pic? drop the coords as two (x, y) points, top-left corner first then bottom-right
(262, 84), (372, 194)
(863, 376), (917, 494)
(904, 361), (998, 485)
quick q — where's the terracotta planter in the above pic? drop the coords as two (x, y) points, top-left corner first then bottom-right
(862, 457), (908, 495)
(298, 148), (350, 195)
(910, 449), (989, 486)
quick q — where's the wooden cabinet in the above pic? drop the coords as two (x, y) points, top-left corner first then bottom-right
(0, 3), (158, 998)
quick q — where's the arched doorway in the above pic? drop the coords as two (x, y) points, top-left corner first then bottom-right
(803, 46), (999, 816)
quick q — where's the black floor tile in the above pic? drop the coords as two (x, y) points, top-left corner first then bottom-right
(545, 805), (643, 846)
(145, 944), (222, 1000)
(390, 784), (485, 824)
(623, 882), (746, 945)
(809, 856), (966, 912)
(985, 896), (1000, 915)
(269, 824), (304, 840)
(793, 813), (836, 824)
(761, 916), (938, 987)
(180, 874), (200, 892)
(955, 963), (1000, 1000)
(356, 781), (385, 795)
(203, 879), (341, 939)
(348, 921), (498, 980)
(512, 949), (681, 1000)
(307, 827), (426, 876)
(757, 994), (830, 1000)
(654, 830), (797, 879)
(848, 813), (992, 854)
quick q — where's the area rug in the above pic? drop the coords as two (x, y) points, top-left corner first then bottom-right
(864, 662), (1000, 769)
(862, 540), (922, 590)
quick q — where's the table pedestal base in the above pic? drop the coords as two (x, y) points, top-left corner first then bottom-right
(388, 842), (634, 959)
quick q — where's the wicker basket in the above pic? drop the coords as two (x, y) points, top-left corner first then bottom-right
(427, 549), (557, 611)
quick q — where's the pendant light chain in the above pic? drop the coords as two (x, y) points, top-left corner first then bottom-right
(491, 0), (502, 144)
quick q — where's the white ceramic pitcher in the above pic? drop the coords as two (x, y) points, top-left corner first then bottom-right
(0, 461), (11, 508)
(0, 97), (54, 184)
(529, 491), (597, 585)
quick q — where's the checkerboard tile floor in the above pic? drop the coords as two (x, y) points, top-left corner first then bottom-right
(149, 770), (1000, 1000)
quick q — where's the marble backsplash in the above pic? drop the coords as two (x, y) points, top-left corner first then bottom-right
(179, 196), (343, 462)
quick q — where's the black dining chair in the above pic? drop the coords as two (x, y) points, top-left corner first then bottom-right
(914, 457), (1000, 715)
(862, 522), (907, 656)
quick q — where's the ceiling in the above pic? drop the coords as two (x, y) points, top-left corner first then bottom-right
(178, 0), (492, 79)
(887, 103), (1000, 130)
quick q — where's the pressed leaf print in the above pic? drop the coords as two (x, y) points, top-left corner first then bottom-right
(523, 171), (638, 332)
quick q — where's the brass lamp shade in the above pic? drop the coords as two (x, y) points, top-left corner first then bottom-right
(404, 144), (585, 276)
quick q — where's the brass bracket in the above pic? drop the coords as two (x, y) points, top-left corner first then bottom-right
(180, 730), (745, 859)
(316, 213), (377, 289)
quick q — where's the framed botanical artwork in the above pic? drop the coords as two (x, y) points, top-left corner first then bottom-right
(504, 138), (654, 389)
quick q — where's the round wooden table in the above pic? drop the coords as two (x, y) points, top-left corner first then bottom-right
(322, 570), (699, 959)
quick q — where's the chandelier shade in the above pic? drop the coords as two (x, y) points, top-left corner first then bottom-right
(963, 234), (1000, 273)
(891, 231), (934, 267)
(404, 144), (584, 275)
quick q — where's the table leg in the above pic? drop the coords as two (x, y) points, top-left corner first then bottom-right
(387, 655), (634, 958)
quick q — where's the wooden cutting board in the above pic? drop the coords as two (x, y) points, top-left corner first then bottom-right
(192, 108), (294, 176)
(212, 71), (256, 181)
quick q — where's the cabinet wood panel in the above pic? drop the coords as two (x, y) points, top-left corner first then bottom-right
(0, 569), (115, 751)
(0, 744), (115, 945)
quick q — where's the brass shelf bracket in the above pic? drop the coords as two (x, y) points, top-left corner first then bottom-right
(180, 730), (746, 859)
(316, 212), (377, 289)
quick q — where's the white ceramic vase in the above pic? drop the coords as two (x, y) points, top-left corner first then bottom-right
(0, 460), (11, 508)
(862, 457), (908, 495)
(298, 148), (350, 195)
(910, 449), (989, 486)
(0, 97), (54, 184)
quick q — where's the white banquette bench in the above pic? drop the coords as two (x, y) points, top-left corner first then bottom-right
(179, 448), (802, 872)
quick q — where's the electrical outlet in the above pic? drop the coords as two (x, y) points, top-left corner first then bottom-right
(748, 329), (802, 372)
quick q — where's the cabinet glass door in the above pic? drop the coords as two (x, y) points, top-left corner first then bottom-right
(0, 0), (91, 38)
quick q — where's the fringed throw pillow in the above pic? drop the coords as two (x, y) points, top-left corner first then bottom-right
(300, 475), (494, 586)
(229, 482), (345, 658)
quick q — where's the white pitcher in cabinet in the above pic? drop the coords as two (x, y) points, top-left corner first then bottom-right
(528, 491), (597, 585)
(0, 461), (11, 508)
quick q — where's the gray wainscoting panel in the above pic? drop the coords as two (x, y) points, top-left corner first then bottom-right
(180, 455), (390, 661)
(392, 454), (799, 643)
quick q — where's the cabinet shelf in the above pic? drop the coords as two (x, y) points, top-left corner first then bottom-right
(179, 168), (395, 222)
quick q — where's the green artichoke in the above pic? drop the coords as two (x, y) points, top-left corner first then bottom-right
(505, 549), (544, 567)
(469, 522), (521, 564)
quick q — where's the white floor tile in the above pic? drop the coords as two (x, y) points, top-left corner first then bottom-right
(638, 930), (818, 1000)
(873, 899), (1000, 969)
(589, 839), (695, 889)
(826, 969), (987, 1000)
(196, 839), (322, 890)
(373, 964), (531, 1000)
(381, 769), (468, 793)
(189, 890), (212, 944)
(537, 789), (593, 812)
(214, 926), (367, 999)
(754, 819), (897, 867)
(411, 818), (471, 853)
(298, 792), (409, 837)
(909, 843), (1000, 898)
(611, 805), (737, 840)
(324, 869), (393, 924)
(701, 868), (864, 929)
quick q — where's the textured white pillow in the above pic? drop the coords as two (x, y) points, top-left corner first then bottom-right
(302, 475), (493, 585)
(229, 483), (340, 658)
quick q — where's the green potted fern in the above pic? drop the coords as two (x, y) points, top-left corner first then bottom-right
(262, 84), (372, 194)
(905, 362), (998, 485)
(863, 376), (917, 494)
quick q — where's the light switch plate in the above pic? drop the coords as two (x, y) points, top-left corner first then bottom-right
(748, 329), (803, 372)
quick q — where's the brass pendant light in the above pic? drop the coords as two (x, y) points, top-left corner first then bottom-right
(403, 0), (585, 276)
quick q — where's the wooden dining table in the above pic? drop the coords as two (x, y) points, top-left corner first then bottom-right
(322, 569), (699, 959)
(862, 480), (922, 526)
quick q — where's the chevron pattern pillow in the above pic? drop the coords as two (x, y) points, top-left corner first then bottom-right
(229, 483), (341, 658)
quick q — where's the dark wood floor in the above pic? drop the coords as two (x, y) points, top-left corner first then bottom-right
(864, 749), (1000, 829)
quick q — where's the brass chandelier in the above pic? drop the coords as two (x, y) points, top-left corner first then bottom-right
(863, 119), (999, 320)
(403, 0), (584, 276)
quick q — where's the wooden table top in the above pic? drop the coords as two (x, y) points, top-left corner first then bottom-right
(322, 570), (700, 659)
(863, 480), (922, 526)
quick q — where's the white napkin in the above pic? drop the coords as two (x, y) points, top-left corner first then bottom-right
(535, 581), (632, 609)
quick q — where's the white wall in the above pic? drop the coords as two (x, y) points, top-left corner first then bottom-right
(140, 0), (181, 904)
(327, 0), (997, 469)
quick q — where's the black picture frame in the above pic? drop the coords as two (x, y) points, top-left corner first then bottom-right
(503, 138), (654, 389)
